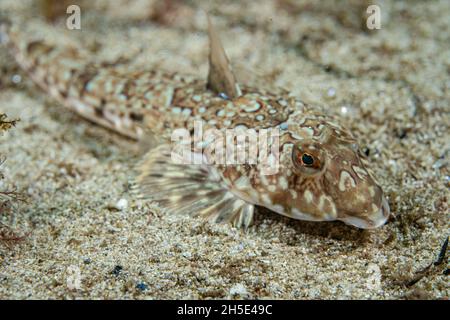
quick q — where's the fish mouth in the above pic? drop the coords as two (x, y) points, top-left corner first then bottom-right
(340, 196), (390, 229)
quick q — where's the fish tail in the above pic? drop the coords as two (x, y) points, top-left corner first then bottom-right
(2, 20), (86, 94)
(1, 19), (144, 139)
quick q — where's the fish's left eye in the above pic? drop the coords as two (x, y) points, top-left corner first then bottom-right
(292, 144), (324, 173)
(301, 153), (314, 166)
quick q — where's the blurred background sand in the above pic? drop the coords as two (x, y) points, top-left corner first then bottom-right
(0, 0), (448, 299)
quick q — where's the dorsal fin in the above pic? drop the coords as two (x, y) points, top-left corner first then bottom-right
(206, 15), (242, 99)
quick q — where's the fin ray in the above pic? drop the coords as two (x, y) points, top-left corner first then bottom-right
(206, 15), (242, 99)
(133, 144), (254, 229)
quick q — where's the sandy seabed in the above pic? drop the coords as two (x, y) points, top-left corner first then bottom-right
(0, 0), (448, 299)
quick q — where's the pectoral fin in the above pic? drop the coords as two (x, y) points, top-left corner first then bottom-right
(206, 15), (242, 100)
(133, 144), (254, 229)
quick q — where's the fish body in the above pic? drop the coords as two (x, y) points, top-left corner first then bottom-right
(1, 16), (390, 229)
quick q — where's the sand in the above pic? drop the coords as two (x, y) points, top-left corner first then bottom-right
(0, 0), (448, 299)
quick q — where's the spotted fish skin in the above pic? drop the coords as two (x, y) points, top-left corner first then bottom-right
(3, 24), (294, 137)
(1, 18), (390, 229)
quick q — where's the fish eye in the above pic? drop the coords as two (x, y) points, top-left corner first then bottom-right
(301, 153), (314, 166)
(292, 144), (324, 172)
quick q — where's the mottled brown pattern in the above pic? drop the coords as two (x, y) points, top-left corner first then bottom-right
(1, 16), (389, 229)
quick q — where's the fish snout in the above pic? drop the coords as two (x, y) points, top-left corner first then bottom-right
(340, 195), (390, 229)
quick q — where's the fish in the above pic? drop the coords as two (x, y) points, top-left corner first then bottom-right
(0, 14), (390, 229)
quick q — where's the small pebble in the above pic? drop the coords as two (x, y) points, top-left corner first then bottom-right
(229, 283), (248, 297)
(432, 159), (445, 170)
(182, 252), (192, 259)
(115, 198), (128, 211)
(218, 92), (229, 100)
(327, 87), (336, 97)
(11, 74), (21, 84)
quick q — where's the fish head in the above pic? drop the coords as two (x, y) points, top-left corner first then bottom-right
(250, 114), (390, 229)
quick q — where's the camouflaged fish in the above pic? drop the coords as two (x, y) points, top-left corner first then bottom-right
(0, 16), (390, 229)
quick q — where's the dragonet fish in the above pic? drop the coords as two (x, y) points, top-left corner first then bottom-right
(0, 15), (390, 229)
